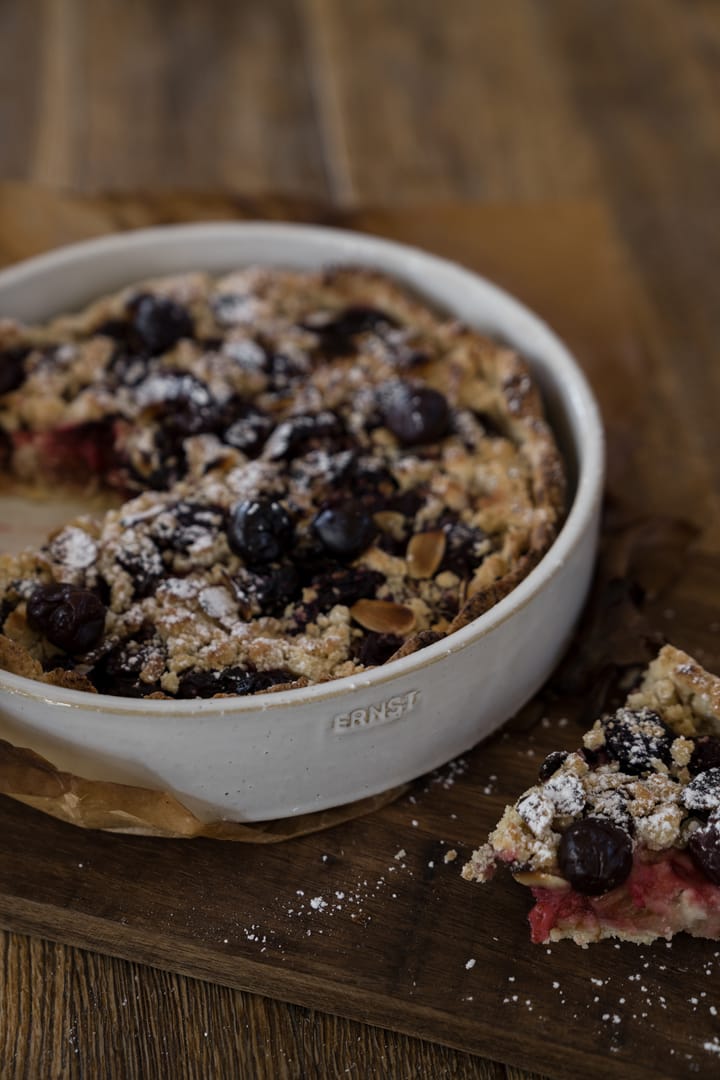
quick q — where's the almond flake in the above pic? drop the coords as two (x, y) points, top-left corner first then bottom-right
(406, 529), (446, 579)
(512, 871), (569, 890)
(350, 599), (416, 635)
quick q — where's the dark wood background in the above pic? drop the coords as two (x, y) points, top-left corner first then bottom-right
(1, 2), (719, 1078)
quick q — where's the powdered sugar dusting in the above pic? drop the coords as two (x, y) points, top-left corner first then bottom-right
(517, 791), (554, 837)
(48, 526), (98, 571)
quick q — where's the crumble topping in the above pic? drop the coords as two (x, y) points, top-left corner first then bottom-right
(0, 267), (565, 698)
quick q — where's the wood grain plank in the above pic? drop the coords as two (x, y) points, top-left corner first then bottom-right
(27, 0), (329, 199)
(31, 0), (84, 187)
(0, 934), (509, 1080)
(607, 201), (720, 551)
(302, 0), (601, 204)
(537, 0), (720, 544)
(5, 0), (720, 227)
(0, 0), (43, 181)
(539, 0), (720, 206)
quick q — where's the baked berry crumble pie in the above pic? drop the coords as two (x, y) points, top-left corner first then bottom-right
(462, 645), (720, 945)
(0, 267), (565, 698)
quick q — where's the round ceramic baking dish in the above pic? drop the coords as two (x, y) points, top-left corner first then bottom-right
(0, 223), (604, 822)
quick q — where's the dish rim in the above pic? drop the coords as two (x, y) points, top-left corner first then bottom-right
(0, 220), (605, 717)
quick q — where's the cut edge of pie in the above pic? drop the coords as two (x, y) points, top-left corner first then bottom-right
(462, 645), (720, 945)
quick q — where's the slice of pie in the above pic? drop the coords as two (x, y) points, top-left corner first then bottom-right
(0, 267), (565, 698)
(462, 645), (720, 944)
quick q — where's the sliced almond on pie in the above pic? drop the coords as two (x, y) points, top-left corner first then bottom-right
(350, 599), (416, 635)
(512, 871), (570, 890)
(406, 529), (446, 579)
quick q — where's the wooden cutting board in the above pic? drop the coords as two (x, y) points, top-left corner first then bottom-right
(0, 188), (719, 1080)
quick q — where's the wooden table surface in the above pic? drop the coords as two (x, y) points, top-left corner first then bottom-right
(1, 3), (719, 1078)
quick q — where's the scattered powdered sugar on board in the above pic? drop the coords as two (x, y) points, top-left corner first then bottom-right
(273, 848), (429, 934)
(414, 757), (470, 796)
(482, 773), (498, 795)
(491, 940), (720, 1066)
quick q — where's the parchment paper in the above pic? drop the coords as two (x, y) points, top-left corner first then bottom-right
(0, 737), (407, 842)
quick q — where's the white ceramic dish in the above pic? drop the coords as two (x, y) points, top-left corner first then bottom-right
(0, 223), (604, 822)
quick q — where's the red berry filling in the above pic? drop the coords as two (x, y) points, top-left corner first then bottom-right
(12, 422), (120, 482)
(528, 850), (720, 944)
